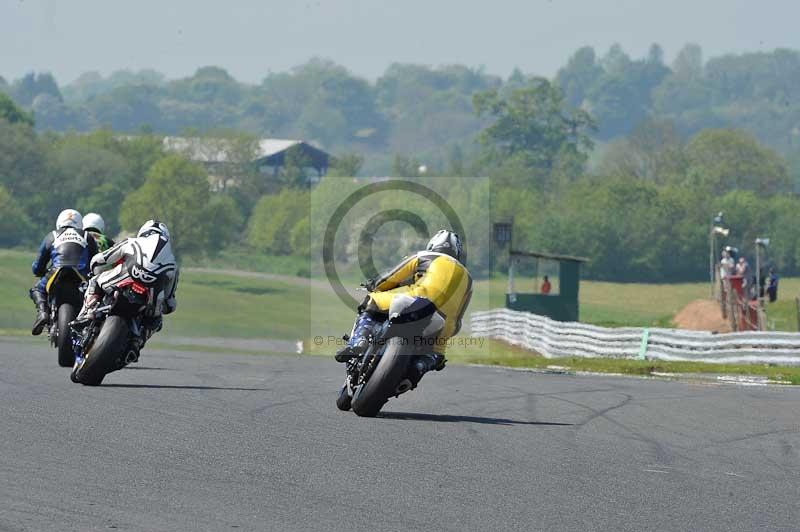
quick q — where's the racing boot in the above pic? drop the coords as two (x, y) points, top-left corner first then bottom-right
(74, 292), (101, 323)
(334, 313), (376, 362)
(405, 353), (443, 388)
(30, 289), (50, 336)
(335, 337), (368, 363)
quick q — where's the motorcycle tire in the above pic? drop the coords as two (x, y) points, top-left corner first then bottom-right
(351, 337), (410, 417)
(75, 316), (128, 386)
(56, 303), (77, 367)
(336, 384), (352, 411)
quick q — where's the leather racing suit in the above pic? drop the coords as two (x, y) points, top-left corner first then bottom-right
(78, 233), (179, 349)
(342, 251), (472, 382)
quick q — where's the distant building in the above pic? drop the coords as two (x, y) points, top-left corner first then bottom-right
(163, 136), (330, 188)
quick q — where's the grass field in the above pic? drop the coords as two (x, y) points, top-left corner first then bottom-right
(3, 248), (800, 381)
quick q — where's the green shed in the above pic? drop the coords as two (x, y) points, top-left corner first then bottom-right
(505, 249), (588, 322)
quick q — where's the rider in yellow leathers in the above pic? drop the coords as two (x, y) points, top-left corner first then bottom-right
(335, 230), (472, 385)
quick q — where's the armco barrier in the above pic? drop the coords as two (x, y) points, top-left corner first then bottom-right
(470, 309), (800, 365)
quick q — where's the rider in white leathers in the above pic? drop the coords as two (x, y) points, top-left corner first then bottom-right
(77, 220), (178, 359)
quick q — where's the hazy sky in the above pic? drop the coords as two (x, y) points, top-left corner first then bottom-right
(2, 0), (799, 84)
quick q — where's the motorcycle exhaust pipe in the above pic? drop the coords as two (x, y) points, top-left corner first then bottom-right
(124, 348), (139, 364)
(395, 378), (413, 396)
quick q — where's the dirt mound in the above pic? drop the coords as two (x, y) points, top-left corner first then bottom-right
(673, 299), (732, 333)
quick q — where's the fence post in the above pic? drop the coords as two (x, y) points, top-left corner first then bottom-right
(638, 328), (649, 361)
(796, 297), (800, 332)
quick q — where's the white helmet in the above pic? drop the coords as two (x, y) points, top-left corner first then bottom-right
(137, 219), (170, 241)
(426, 229), (462, 261)
(56, 209), (82, 230)
(83, 212), (105, 233)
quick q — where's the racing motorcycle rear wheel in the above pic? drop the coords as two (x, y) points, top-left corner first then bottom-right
(74, 316), (129, 386)
(56, 303), (77, 367)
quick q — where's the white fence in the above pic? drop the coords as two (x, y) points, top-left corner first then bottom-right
(470, 309), (800, 365)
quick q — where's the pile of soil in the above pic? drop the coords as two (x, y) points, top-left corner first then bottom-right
(672, 299), (732, 333)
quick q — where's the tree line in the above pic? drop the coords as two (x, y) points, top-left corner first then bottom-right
(2, 51), (799, 282)
(4, 44), (800, 181)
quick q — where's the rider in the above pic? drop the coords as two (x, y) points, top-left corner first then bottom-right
(82, 212), (115, 252)
(335, 230), (472, 385)
(30, 209), (98, 335)
(76, 220), (179, 361)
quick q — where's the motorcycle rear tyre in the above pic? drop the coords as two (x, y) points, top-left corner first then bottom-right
(56, 303), (77, 367)
(75, 316), (128, 386)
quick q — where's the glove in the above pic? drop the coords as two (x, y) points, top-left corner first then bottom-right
(357, 295), (371, 314)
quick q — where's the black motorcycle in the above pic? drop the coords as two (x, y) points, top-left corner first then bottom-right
(44, 267), (86, 367)
(336, 294), (445, 417)
(70, 261), (161, 386)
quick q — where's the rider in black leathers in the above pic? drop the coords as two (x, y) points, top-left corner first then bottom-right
(30, 209), (98, 335)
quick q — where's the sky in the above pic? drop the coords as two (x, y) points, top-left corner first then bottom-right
(2, 0), (799, 85)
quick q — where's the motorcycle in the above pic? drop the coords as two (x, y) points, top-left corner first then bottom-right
(43, 267), (86, 367)
(336, 294), (445, 417)
(70, 259), (161, 386)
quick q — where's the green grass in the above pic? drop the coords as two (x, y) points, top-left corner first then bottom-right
(0, 249), (312, 340)
(186, 248), (310, 277)
(467, 277), (708, 328)
(3, 247), (800, 383)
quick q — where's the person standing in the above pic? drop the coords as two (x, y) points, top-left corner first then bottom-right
(540, 275), (552, 295)
(720, 250), (734, 279)
(767, 268), (779, 303)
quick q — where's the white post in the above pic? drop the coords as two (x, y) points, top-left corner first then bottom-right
(755, 244), (761, 306)
(709, 227), (715, 298)
(508, 257), (516, 301)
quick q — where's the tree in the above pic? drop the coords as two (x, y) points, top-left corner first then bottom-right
(584, 44), (670, 139)
(119, 155), (213, 256)
(685, 129), (789, 195)
(0, 186), (35, 245)
(245, 189), (309, 255)
(281, 145), (314, 188)
(555, 46), (604, 107)
(328, 153), (364, 177)
(672, 44), (704, 81)
(391, 154), (422, 177)
(473, 77), (595, 172)
(11, 72), (62, 106)
(0, 119), (53, 229)
(597, 118), (687, 184)
(0, 92), (34, 126)
(204, 195), (245, 254)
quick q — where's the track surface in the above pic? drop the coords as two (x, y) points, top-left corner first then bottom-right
(1, 338), (799, 532)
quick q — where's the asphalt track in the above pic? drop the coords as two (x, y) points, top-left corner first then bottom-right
(1, 337), (799, 532)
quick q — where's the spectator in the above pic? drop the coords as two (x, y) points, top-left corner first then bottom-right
(736, 256), (750, 283)
(767, 268), (779, 303)
(720, 250), (734, 279)
(541, 275), (552, 295)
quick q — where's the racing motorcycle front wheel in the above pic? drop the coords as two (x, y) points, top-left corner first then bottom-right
(351, 337), (410, 418)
